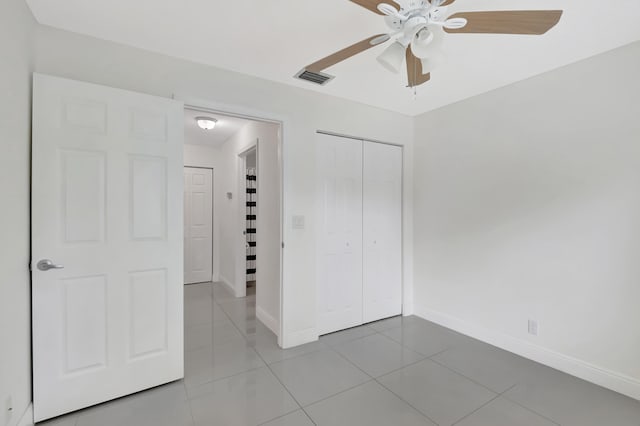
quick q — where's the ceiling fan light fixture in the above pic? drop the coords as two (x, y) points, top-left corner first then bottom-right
(196, 117), (218, 130)
(420, 49), (446, 73)
(411, 27), (444, 59)
(410, 29), (434, 58)
(377, 41), (407, 74)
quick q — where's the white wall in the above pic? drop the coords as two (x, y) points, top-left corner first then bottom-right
(0, 0), (35, 425)
(33, 26), (415, 348)
(413, 41), (640, 399)
(255, 122), (282, 335)
(183, 143), (224, 282)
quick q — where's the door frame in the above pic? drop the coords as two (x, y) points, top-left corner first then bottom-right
(179, 97), (286, 346)
(315, 130), (406, 323)
(183, 166), (215, 284)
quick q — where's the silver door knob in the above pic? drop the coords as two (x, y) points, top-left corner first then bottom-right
(37, 259), (64, 271)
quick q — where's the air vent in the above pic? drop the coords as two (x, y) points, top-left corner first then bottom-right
(295, 69), (335, 86)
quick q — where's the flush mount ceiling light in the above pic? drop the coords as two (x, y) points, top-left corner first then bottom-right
(196, 117), (217, 130)
(297, 0), (563, 89)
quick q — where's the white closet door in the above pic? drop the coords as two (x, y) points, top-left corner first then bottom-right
(184, 167), (213, 284)
(316, 133), (363, 335)
(31, 74), (184, 421)
(363, 142), (403, 323)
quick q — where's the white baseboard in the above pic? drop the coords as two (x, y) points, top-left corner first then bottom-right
(256, 306), (279, 336)
(280, 326), (317, 349)
(402, 302), (414, 316)
(16, 403), (33, 426)
(414, 305), (640, 401)
(219, 275), (235, 296)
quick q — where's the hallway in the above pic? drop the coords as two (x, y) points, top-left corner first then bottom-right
(41, 282), (640, 426)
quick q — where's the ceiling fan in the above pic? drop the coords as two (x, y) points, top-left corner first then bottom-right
(296, 0), (563, 88)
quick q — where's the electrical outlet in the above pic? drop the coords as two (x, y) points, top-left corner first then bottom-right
(528, 319), (539, 336)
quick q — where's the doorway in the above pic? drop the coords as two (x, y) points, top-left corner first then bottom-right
(182, 106), (283, 339)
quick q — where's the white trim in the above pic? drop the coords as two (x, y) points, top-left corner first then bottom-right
(414, 305), (640, 401)
(219, 275), (236, 297)
(280, 327), (317, 350)
(256, 306), (278, 335)
(402, 302), (414, 316)
(16, 403), (33, 426)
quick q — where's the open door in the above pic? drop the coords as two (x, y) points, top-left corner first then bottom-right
(31, 74), (184, 421)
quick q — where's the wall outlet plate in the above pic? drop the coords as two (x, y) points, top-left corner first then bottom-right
(528, 319), (539, 336)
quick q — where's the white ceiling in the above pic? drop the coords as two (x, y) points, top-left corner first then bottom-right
(184, 109), (249, 148)
(26, 0), (640, 116)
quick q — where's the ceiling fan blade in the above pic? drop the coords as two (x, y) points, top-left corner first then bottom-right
(431, 0), (456, 6)
(350, 0), (401, 15)
(406, 49), (431, 88)
(306, 34), (391, 73)
(444, 10), (563, 35)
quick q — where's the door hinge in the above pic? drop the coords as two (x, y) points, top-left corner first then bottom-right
(281, 242), (285, 249)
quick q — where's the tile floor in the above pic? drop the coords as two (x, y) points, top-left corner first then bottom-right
(40, 281), (640, 426)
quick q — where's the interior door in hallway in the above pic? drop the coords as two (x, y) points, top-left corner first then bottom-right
(363, 142), (403, 323)
(31, 74), (184, 421)
(184, 167), (213, 284)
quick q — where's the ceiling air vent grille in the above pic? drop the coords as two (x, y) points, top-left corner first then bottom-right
(295, 69), (335, 86)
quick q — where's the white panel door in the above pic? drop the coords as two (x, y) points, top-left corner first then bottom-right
(363, 142), (403, 323)
(31, 74), (184, 422)
(316, 133), (363, 335)
(184, 167), (213, 284)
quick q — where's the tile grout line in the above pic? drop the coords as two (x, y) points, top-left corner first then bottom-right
(212, 285), (317, 425)
(373, 378), (440, 426)
(374, 317), (564, 425)
(202, 285), (307, 425)
(207, 290), (560, 426)
(180, 379), (197, 426)
(320, 326), (379, 348)
(424, 354), (559, 425)
(255, 408), (316, 426)
(184, 364), (268, 395)
(254, 347), (320, 425)
(327, 341), (439, 425)
(500, 392), (562, 426)
(301, 379), (378, 410)
(427, 354), (507, 395)
(184, 282), (218, 426)
(449, 387), (507, 426)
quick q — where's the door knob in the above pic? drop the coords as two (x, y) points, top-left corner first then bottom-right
(37, 259), (64, 271)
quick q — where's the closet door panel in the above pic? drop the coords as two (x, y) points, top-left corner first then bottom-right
(363, 142), (402, 323)
(316, 134), (363, 335)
